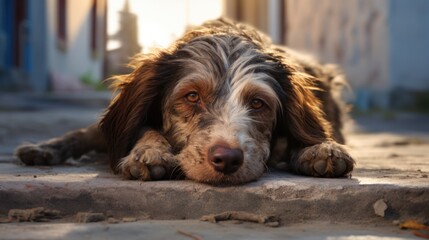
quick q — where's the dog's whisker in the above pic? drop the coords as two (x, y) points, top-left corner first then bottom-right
(170, 165), (183, 179)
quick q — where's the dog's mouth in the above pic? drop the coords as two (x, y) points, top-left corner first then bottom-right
(187, 171), (250, 185)
(173, 133), (270, 184)
(177, 156), (265, 185)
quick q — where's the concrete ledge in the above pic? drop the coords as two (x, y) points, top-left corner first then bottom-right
(1, 162), (428, 223)
(1, 109), (428, 226)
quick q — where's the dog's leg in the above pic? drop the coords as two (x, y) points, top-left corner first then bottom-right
(15, 123), (105, 165)
(289, 141), (354, 177)
(119, 130), (178, 181)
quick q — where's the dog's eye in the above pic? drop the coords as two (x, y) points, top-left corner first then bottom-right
(250, 98), (265, 110)
(185, 92), (200, 103)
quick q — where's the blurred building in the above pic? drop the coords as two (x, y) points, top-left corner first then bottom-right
(0, 0), (107, 92)
(2, 0), (428, 110)
(223, 0), (286, 44)
(286, 0), (429, 110)
(226, 0), (429, 110)
(105, 0), (141, 76)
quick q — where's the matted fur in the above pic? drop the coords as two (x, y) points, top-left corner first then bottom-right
(16, 18), (354, 184)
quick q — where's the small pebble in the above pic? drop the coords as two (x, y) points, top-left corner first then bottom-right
(373, 199), (388, 217)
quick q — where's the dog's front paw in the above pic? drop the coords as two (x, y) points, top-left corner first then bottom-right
(120, 145), (175, 181)
(294, 141), (355, 177)
(15, 144), (61, 165)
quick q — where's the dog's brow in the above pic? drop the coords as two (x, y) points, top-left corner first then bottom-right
(171, 77), (216, 98)
(230, 74), (281, 109)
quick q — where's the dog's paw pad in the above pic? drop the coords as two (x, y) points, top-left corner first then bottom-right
(130, 166), (143, 179)
(122, 160), (151, 181)
(296, 141), (355, 177)
(149, 165), (166, 180)
(333, 158), (348, 176)
(313, 160), (327, 175)
(125, 164), (166, 181)
(130, 165), (151, 180)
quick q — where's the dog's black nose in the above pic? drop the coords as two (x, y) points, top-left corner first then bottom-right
(208, 145), (243, 174)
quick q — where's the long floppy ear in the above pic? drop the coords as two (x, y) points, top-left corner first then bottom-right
(275, 63), (333, 148)
(100, 53), (175, 173)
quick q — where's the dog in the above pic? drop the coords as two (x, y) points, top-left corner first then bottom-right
(15, 18), (355, 184)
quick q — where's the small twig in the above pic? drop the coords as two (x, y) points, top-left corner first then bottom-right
(177, 229), (204, 240)
(8, 207), (61, 222)
(200, 211), (280, 227)
(413, 230), (429, 239)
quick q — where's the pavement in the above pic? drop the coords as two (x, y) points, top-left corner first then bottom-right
(0, 220), (423, 240)
(0, 93), (428, 239)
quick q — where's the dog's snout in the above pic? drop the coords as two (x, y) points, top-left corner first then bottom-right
(208, 145), (243, 174)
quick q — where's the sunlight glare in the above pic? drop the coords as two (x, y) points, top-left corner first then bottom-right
(107, 0), (223, 52)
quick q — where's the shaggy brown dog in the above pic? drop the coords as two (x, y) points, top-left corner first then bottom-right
(16, 19), (354, 184)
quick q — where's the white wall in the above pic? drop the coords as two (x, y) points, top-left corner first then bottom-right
(286, 0), (390, 91)
(285, 0), (429, 109)
(46, 0), (105, 87)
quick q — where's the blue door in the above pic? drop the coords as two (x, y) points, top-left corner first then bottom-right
(0, 0), (31, 87)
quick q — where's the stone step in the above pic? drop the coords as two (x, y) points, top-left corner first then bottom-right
(1, 162), (428, 224)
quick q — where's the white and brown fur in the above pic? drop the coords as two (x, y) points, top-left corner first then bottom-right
(16, 19), (354, 185)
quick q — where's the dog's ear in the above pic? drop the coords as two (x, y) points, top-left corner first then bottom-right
(275, 63), (333, 148)
(100, 54), (172, 173)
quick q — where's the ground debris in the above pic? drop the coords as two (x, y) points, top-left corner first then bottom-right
(122, 217), (137, 223)
(414, 230), (429, 239)
(398, 220), (429, 239)
(8, 207), (61, 222)
(107, 217), (120, 224)
(377, 138), (427, 147)
(177, 229), (204, 240)
(373, 199), (388, 217)
(400, 220), (428, 230)
(200, 211), (280, 227)
(76, 212), (105, 223)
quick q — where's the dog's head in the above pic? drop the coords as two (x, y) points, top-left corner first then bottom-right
(101, 19), (331, 184)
